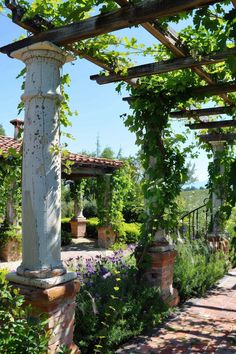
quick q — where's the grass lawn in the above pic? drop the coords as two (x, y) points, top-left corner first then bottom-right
(181, 189), (209, 214)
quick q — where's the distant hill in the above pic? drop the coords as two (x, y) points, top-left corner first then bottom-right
(183, 180), (208, 190)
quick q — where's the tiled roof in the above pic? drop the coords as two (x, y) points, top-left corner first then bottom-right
(0, 135), (123, 169)
(0, 135), (21, 153)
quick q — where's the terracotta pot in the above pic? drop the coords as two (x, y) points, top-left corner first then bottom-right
(0, 238), (21, 262)
(98, 226), (116, 248)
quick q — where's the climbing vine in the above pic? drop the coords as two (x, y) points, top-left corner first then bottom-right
(0, 149), (22, 224)
(200, 136), (236, 232)
(97, 161), (132, 233)
(1, 0), (236, 243)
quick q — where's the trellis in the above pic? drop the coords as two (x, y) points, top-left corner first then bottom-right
(1, 1), (236, 351)
(3, 0), (236, 126)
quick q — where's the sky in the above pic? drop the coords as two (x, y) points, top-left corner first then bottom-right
(0, 8), (216, 183)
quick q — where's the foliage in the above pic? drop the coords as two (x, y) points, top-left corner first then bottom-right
(66, 251), (169, 354)
(0, 269), (49, 354)
(116, 222), (141, 244)
(83, 199), (98, 218)
(97, 161), (132, 233)
(0, 223), (21, 246)
(0, 149), (22, 224)
(226, 206), (236, 267)
(174, 240), (228, 300)
(180, 189), (209, 214)
(122, 83), (198, 245)
(86, 217), (99, 238)
(61, 217), (71, 232)
(201, 140), (236, 232)
(61, 229), (72, 246)
(0, 123), (5, 136)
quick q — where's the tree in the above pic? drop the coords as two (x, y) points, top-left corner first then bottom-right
(185, 162), (198, 185)
(100, 147), (115, 159)
(0, 124), (5, 136)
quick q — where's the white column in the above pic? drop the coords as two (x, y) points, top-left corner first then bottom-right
(210, 141), (225, 234)
(211, 141), (224, 211)
(11, 42), (73, 279)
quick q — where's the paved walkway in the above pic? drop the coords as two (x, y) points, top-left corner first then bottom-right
(116, 269), (236, 354)
(0, 238), (114, 271)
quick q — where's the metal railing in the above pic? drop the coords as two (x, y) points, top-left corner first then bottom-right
(179, 200), (213, 241)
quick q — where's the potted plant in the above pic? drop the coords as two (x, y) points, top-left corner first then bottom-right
(0, 223), (21, 262)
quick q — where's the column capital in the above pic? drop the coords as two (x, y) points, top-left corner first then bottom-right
(11, 41), (74, 64)
(209, 140), (225, 151)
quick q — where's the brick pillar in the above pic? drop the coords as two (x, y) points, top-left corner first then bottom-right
(137, 230), (179, 307)
(11, 280), (80, 353)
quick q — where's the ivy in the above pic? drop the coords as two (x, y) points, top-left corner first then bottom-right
(97, 161), (132, 234)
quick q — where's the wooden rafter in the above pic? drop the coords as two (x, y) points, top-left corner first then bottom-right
(90, 47), (236, 84)
(123, 82), (236, 102)
(115, 0), (234, 105)
(187, 120), (236, 129)
(170, 106), (234, 118)
(4, 1), (137, 87)
(199, 132), (236, 142)
(0, 0), (222, 56)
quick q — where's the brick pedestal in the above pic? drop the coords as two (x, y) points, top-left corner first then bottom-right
(70, 218), (87, 238)
(98, 226), (116, 248)
(137, 245), (179, 307)
(10, 279), (80, 353)
(207, 234), (229, 254)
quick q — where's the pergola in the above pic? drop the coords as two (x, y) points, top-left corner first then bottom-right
(1, 1), (236, 352)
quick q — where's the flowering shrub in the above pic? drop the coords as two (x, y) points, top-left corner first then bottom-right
(0, 269), (48, 354)
(66, 249), (169, 354)
(174, 240), (228, 300)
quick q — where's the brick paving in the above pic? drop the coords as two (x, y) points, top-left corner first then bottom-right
(116, 269), (236, 354)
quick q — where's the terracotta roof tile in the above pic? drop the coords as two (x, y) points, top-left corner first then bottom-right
(0, 135), (123, 168)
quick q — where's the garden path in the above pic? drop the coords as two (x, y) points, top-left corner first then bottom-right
(0, 237), (115, 271)
(116, 268), (236, 354)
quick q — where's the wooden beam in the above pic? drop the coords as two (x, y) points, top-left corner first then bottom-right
(114, 0), (233, 105)
(199, 132), (236, 142)
(5, 1), (137, 87)
(191, 82), (236, 97)
(90, 47), (236, 84)
(170, 106), (234, 118)
(123, 82), (236, 102)
(187, 120), (236, 130)
(1, 0), (221, 56)
(232, 0), (236, 8)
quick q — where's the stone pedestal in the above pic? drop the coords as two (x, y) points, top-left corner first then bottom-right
(70, 217), (87, 238)
(98, 226), (116, 248)
(8, 278), (80, 353)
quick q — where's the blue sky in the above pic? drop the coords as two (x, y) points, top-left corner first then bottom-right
(0, 10), (214, 182)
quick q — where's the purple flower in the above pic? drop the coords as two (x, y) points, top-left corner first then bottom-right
(102, 272), (111, 279)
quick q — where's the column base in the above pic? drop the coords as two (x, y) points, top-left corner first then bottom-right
(207, 233), (229, 253)
(9, 278), (80, 354)
(136, 244), (179, 307)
